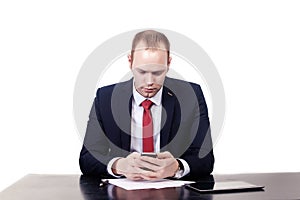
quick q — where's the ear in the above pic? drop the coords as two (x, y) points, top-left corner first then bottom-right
(128, 54), (133, 69)
(167, 56), (172, 67)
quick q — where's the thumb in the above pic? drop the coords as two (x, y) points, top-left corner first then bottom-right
(157, 151), (173, 159)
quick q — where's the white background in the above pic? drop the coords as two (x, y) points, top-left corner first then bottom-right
(1, 0), (300, 192)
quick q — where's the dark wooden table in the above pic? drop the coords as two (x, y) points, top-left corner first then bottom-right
(1, 172), (300, 199)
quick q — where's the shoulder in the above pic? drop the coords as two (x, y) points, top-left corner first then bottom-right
(164, 77), (203, 94)
(96, 83), (116, 97)
(95, 79), (133, 98)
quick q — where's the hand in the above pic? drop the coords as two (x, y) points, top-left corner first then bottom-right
(112, 152), (149, 180)
(135, 151), (179, 180)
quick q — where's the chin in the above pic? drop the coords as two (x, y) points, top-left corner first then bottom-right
(142, 93), (151, 98)
(143, 92), (155, 98)
(137, 88), (158, 98)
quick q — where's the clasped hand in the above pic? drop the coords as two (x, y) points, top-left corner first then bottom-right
(112, 151), (179, 181)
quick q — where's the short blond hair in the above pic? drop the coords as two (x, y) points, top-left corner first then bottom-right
(131, 30), (170, 60)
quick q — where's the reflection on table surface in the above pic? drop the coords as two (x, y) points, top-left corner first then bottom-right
(79, 175), (214, 200)
(2, 173), (300, 200)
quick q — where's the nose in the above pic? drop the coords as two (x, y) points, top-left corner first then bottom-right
(146, 73), (154, 86)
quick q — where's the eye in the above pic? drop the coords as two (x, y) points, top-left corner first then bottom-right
(152, 71), (164, 76)
(136, 69), (146, 74)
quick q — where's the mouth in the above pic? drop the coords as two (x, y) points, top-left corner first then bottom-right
(143, 88), (156, 93)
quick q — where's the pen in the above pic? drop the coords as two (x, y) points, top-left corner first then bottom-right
(99, 179), (109, 187)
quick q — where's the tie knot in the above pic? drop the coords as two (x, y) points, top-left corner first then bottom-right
(141, 100), (153, 110)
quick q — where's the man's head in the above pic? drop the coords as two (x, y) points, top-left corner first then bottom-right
(128, 30), (172, 98)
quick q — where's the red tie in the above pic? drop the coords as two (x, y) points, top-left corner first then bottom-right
(141, 100), (154, 152)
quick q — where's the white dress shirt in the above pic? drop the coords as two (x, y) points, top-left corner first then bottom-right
(130, 84), (163, 153)
(107, 83), (190, 178)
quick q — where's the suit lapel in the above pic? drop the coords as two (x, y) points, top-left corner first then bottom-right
(114, 78), (177, 151)
(160, 86), (176, 149)
(113, 79), (133, 152)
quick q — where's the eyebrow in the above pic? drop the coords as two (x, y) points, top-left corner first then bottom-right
(132, 48), (169, 53)
(136, 69), (165, 74)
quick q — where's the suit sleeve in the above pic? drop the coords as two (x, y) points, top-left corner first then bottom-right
(180, 84), (214, 179)
(79, 88), (117, 178)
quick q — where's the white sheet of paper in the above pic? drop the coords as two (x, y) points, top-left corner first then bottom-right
(105, 178), (194, 190)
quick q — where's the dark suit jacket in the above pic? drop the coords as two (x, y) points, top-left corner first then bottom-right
(79, 77), (214, 180)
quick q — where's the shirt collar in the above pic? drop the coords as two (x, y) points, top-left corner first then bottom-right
(132, 82), (163, 106)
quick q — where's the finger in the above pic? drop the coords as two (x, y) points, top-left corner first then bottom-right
(140, 156), (161, 166)
(132, 165), (155, 175)
(128, 157), (139, 167)
(126, 174), (144, 181)
(128, 152), (141, 159)
(131, 158), (149, 169)
(121, 165), (145, 177)
(139, 175), (159, 181)
(141, 156), (175, 169)
(139, 173), (157, 181)
(139, 172), (164, 181)
(132, 177), (143, 181)
(135, 159), (161, 171)
(115, 157), (151, 176)
(156, 151), (173, 159)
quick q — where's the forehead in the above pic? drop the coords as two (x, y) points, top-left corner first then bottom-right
(133, 63), (168, 72)
(133, 49), (167, 60)
(133, 41), (168, 56)
(131, 50), (168, 72)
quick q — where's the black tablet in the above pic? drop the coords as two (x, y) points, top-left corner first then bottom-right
(186, 181), (264, 193)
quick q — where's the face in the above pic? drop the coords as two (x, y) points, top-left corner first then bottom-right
(128, 44), (172, 98)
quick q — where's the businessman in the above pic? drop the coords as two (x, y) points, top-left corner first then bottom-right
(79, 30), (214, 180)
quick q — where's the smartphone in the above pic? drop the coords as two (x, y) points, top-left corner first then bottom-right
(140, 153), (157, 171)
(141, 152), (157, 158)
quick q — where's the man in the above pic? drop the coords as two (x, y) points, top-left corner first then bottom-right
(79, 30), (214, 180)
